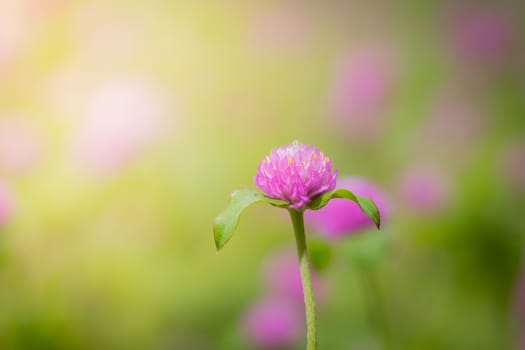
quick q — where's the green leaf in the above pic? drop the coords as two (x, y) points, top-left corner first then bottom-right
(306, 188), (381, 229)
(214, 189), (288, 251)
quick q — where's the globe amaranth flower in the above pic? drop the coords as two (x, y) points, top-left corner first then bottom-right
(216, 141), (380, 350)
(254, 141), (338, 209)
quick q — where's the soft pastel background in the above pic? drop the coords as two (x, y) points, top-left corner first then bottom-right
(0, 1), (524, 349)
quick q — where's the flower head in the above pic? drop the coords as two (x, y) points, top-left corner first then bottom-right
(254, 141), (338, 209)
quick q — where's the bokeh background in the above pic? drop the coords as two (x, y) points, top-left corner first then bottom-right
(1, 0), (525, 349)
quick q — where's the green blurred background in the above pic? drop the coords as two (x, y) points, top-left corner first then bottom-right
(0, 0), (524, 349)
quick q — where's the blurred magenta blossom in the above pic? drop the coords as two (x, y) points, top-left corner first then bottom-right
(262, 248), (325, 303)
(241, 297), (302, 349)
(254, 141), (337, 209)
(0, 117), (43, 174)
(70, 78), (166, 175)
(397, 165), (450, 214)
(0, 182), (14, 225)
(448, 5), (514, 64)
(328, 45), (398, 140)
(420, 92), (486, 159)
(305, 177), (389, 238)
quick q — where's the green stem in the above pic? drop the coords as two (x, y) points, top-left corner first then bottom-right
(289, 209), (317, 350)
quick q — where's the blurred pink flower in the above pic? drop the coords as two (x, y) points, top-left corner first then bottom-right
(428, 96), (484, 143)
(0, 182), (14, 225)
(305, 177), (389, 238)
(500, 140), (525, 190)
(328, 45), (397, 140)
(71, 79), (166, 175)
(419, 92), (486, 160)
(262, 247), (325, 303)
(448, 5), (514, 65)
(241, 297), (302, 349)
(397, 165), (450, 214)
(0, 117), (43, 173)
(247, 5), (312, 55)
(254, 141), (337, 209)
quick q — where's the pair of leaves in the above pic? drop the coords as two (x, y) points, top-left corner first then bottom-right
(213, 188), (381, 251)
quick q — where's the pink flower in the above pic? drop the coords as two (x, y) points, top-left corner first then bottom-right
(421, 92), (485, 155)
(262, 248), (324, 303)
(241, 297), (302, 349)
(328, 45), (398, 140)
(397, 165), (450, 214)
(71, 78), (165, 175)
(448, 5), (513, 64)
(254, 141), (338, 209)
(305, 177), (389, 238)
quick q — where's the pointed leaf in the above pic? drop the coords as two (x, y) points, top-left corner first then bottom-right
(306, 188), (381, 229)
(214, 189), (287, 251)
